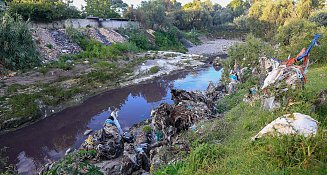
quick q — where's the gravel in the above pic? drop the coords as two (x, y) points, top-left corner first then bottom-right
(188, 39), (241, 56)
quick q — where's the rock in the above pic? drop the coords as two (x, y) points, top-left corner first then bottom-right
(252, 113), (318, 140)
(122, 132), (134, 143)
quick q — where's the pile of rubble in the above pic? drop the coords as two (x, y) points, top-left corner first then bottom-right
(87, 28), (111, 46)
(98, 28), (127, 43)
(33, 28), (81, 62)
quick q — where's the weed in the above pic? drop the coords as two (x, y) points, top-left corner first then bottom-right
(142, 125), (152, 133)
(5, 84), (26, 95)
(149, 66), (160, 74)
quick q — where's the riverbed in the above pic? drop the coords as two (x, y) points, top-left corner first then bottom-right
(0, 66), (222, 174)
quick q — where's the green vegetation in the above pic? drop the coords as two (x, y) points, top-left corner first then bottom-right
(0, 14), (40, 71)
(275, 19), (327, 64)
(45, 150), (102, 175)
(155, 27), (187, 52)
(156, 64), (327, 175)
(223, 34), (275, 82)
(183, 29), (202, 45)
(309, 10), (327, 27)
(8, 0), (82, 22)
(149, 66), (160, 74)
(85, 0), (121, 18)
(125, 0), (248, 31)
(142, 125), (152, 133)
(117, 26), (187, 52)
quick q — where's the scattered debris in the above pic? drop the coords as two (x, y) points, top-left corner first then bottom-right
(252, 113), (318, 140)
(65, 148), (72, 155)
(261, 34), (321, 92)
(261, 96), (281, 111)
(83, 129), (93, 136)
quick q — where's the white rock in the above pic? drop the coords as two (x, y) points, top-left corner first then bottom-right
(252, 113), (318, 140)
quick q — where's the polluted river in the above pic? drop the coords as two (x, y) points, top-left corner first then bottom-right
(0, 65), (222, 173)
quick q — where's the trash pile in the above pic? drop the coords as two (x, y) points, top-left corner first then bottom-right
(50, 29), (82, 55)
(261, 34), (321, 93)
(33, 28), (81, 62)
(44, 82), (224, 174)
(244, 35), (322, 141)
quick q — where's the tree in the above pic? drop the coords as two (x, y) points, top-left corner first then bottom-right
(0, 14), (40, 70)
(110, 0), (128, 14)
(260, 0), (293, 26)
(227, 0), (249, 17)
(309, 10), (327, 26)
(136, 0), (169, 29)
(295, 0), (326, 19)
(85, 0), (120, 18)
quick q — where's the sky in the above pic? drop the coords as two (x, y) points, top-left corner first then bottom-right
(73, 0), (232, 10)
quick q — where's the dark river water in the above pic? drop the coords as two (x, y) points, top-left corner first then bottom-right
(0, 66), (222, 174)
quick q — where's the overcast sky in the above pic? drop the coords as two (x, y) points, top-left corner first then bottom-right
(73, 0), (232, 10)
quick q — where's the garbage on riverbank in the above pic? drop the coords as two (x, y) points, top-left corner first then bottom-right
(252, 113), (319, 140)
(42, 82), (225, 174)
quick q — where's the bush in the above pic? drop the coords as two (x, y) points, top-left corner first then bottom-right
(154, 27), (187, 52)
(45, 150), (102, 174)
(8, 0), (82, 22)
(149, 66), (160, 74)
(183, 29), (202, 45)
(0, 14), (40, 71)
(142, 125), (152, 133)
(224, 34), (275, 82)
(309, 10), (327, 27)
(66, 27), (140, 61)
(276, 19), (327, 64)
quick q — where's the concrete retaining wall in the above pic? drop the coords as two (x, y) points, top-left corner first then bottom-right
(30, 19), (138, 29)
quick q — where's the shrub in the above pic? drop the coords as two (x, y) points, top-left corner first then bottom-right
(8, 0), (82, 22)
(142, 125), (152, 133)
(224, 34), (275, 82)
(149, 66), (160, 74)
(183, 29), (202, 45)
(0, 14), (40, 71)
(309, 10), (327, 27)
(45, 150), (102, 174)
(154, 27), (187, 52)
(276, 19), (327, 64)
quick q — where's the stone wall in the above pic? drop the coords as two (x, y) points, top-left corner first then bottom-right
(30, 19), (138, 29)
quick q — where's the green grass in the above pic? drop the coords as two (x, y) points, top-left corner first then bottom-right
(149, 66), (160, 74)
(156, 64), (327, 175)
(45, 150), (102, 175)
